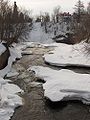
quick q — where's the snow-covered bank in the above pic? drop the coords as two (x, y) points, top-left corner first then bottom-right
(0, 46), (21, 77)
(0, 43), (6, 56)
(0, 43), (23, 120)
(44, 42), (90, 67)
(0, 78), (23, 120)
(30, 66), (90, 104)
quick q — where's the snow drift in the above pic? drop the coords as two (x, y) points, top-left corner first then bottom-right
(0, 43), (6, 56)
(44, 42), (90, 67)
(0, 42), (23, 120)
(30, 66), (90, 104)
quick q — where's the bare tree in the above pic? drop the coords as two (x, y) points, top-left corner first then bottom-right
(53, 6), (61, 23)
(0, 0), (32, 45)
(40, 12), (50, 33)
(87, 2), (90, 14)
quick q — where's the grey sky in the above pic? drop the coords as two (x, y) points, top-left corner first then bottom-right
(10, 0), (90, 15)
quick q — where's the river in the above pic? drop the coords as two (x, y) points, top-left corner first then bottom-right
(11, 23), (90, 120)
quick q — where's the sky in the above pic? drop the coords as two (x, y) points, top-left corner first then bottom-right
(10, 0), (90, 16)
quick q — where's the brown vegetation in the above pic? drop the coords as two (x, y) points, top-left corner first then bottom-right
(72, 0), (90, 43)
(0, 0), (32, 45)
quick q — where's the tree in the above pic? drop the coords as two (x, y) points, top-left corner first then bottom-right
(87, 2), (90, 14)
(13, 1), (18, 23)
(53, 6), (61, 23)
(44, 12), (50, 33)
(74, 0), (84, 23)
(0, 0), (32, 45)
(0, 0), (11, 40)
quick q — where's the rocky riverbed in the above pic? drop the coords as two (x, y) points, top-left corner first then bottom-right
(8, 45), (90, 120)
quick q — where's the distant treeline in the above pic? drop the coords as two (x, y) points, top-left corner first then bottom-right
(35, 0), (90, 44)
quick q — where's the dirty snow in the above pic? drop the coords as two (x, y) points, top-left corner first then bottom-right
(30, 66), (90, 104)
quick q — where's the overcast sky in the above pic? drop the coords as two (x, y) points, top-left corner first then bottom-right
(10, 0), (90, 16)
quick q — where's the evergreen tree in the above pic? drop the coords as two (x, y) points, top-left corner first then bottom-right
(13, 1), (18, 23)
(19, 12), (24, 22)
(74, 0), (84, 23)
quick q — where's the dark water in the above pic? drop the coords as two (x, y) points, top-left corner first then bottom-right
(11, 86), (90, 120)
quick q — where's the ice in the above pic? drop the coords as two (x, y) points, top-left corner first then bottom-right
(0, 77), (23, 120)
(30, 82), (42, 87)
(30, 66), (90, 104)
(44, 42), (90, 67)
(6, 71), (19, 78)
(6, 68), (19, 78)
(0, 43), (6, 56)
(27, 22), (53, 44)
(0, 46), (22, 77)
(0, 44), (23, 120)
(21, 51), (33, 55)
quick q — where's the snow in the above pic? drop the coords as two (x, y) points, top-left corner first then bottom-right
(27, 22), (54, 44)
(21, 50), (33, 55)
(0, 43), (6, 56)
(27, 22), (72, 44)
(30, 82), (42, 87)
(0, 46), (22, 77)
(0, 44), (23, 120)
(44, 42), (90, 67)
(12, 41), (45, 50)
(6, 68), (19, 78)
(55, 37), (65, 41)
(30, 66), (90, 104)
(52, 22), (71, 37)
(0, 20), (70, 117)
(0, 77), (23, 120)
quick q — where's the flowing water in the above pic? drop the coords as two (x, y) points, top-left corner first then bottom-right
(11, 23), (90, 120)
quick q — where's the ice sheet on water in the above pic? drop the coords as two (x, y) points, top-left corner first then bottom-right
(44, 42), (90, 67)
(30, 66), (90, 104)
